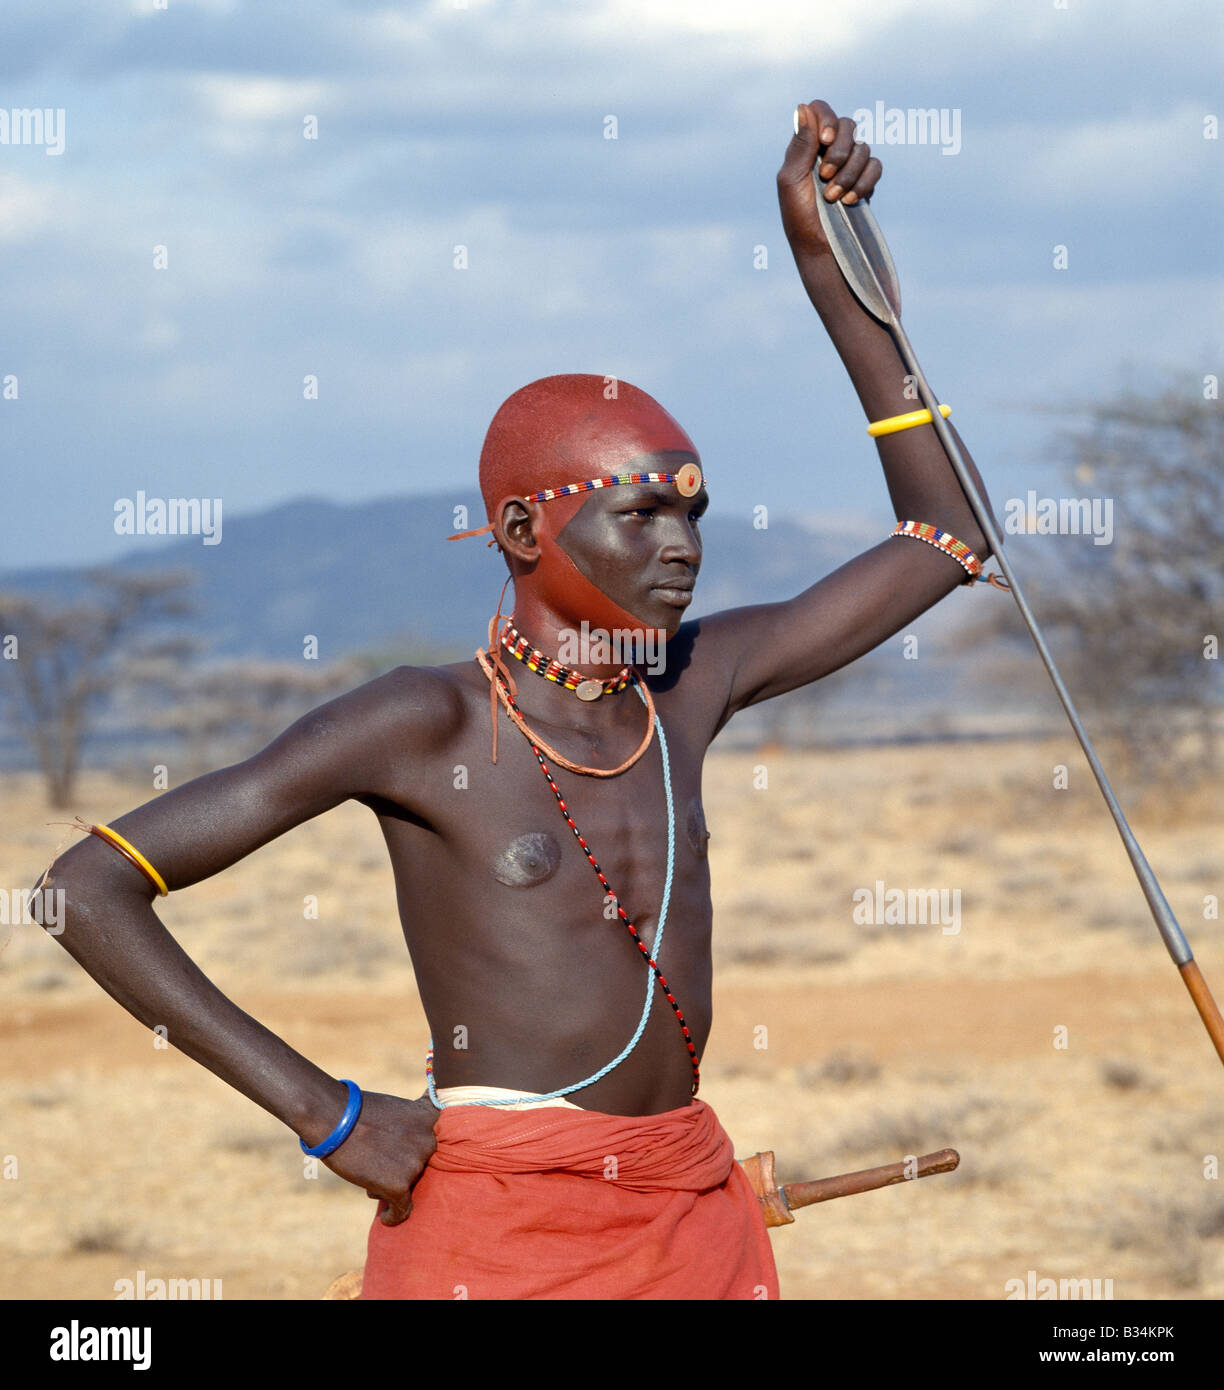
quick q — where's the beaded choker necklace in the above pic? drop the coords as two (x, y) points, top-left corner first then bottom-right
(476, 617), (655, 778)
(500, 622), (631, 702)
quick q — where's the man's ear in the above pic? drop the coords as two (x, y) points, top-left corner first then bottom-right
(494, 497), (540, 566)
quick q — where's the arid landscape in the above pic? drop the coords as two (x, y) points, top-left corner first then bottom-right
(3, 739), (1222, 1301)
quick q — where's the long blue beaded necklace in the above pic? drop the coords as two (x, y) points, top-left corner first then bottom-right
(424, 643), (700, 1108)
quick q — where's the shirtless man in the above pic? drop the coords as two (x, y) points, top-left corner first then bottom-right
(39, 100), (998, 1299)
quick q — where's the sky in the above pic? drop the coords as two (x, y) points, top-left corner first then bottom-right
(0, 0), (1220, 571)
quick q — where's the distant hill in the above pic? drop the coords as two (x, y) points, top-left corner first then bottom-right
(1, 492), (890, 659)
(0, 492), (1047, 756)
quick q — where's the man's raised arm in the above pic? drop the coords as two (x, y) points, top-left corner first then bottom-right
(707, 98), (1002, 717)
(32, 664), (463, 1224)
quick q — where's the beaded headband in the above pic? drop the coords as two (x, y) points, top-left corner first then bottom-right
(447, 463), (705, 543)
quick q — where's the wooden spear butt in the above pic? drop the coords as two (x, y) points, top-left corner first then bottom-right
(1179, 960), (1224, 1066)
(739, 1150), (794, 1227)
(781, 1147), (961, 1212)
(739, 1148), (961, 1226)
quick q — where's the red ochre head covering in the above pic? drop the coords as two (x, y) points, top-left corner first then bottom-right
(457, 374), (702, 637)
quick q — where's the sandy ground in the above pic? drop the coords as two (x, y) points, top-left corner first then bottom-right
(2, 739), (1222, 1301)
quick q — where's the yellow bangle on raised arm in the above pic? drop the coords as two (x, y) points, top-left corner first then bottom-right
(89, 823), (169, 896)
(867, 404), (952, 438)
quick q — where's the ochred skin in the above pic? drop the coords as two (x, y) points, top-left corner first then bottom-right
(38, 100), (999, 1226)
(477, 372), (703, 644)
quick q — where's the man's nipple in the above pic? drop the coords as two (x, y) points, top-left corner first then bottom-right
(491, 831), (563, 888)
(686, 798), (711, 857)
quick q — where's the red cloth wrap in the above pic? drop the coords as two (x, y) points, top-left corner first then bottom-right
(361, 1098), (779, 1300)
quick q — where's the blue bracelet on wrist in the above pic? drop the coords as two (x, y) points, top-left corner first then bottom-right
(300, 1079), (363, 1157)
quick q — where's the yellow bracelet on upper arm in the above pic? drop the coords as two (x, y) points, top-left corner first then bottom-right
(90, 823), (169, 896)
(867, 404), (951, 438)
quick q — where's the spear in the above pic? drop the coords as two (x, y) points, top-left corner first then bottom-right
(811, 162), (1224, 1067)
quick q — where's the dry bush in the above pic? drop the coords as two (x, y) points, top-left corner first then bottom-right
(69, 1223), (131, 1256)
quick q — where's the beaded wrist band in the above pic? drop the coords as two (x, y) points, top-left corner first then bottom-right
(300, 1080), (364, 1157)
(889, 520), (982, 580)
(88, 824), (169, 896)
(868, 405), (951, 438)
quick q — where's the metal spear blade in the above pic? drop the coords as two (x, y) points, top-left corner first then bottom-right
(813, 184), (901, 325)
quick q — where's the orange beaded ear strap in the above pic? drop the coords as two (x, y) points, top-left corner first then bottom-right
(476, 643), (656, 778)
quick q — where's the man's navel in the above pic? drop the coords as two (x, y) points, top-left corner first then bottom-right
(491, 831), (563, 888)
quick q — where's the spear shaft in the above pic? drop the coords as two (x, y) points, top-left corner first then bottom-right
(812, 172), (1224, 1067)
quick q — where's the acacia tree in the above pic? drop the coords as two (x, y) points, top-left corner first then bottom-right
(0, 568), (195, 806)
(956, 379), (1223, 784)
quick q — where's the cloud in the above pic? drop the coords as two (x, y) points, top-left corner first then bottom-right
(0, 171), (67, 242)
(1000, 103), (1221, 205)
(188, 74), (330, 122)
(1, 0), (1220, 576)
